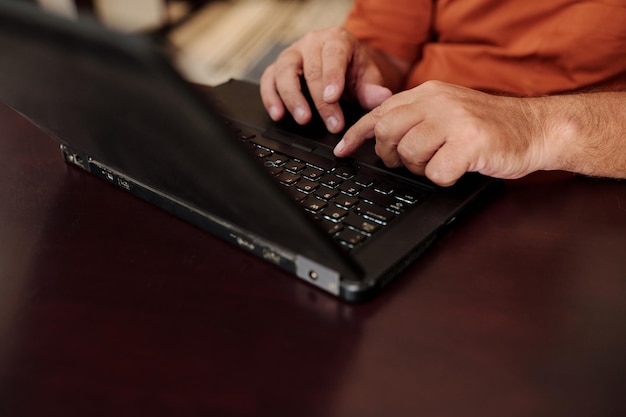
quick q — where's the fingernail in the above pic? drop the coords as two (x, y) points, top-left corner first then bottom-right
(269, 105), (281, 121)
(326, 116), (339, 132)
(334, 139), (345, 155)
(323, 84), (337, 101)
(294, 106), (307, 122)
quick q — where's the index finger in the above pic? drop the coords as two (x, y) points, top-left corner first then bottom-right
(333, 109), (380, 157)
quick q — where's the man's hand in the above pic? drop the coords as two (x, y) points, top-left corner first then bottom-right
(334, 80), (555, 186)
(260, 27), (397, 133)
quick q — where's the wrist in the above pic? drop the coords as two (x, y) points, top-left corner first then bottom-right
(530, 92), (626, 178)
(522, 95), (580, 174)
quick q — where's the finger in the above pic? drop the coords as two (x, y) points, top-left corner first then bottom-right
(334, 108), (380, 157)
(423, 142), (474, 187)
(335, 88), (430, 159)
(318, 102), (345, 133)
(319, 37), (355, 132)
(301, 40), (348, 133)
(357, 83), (393, 110)
(334, 96), (416, 159)
(260, 64), (286, 121)
(353, 62), (391, 110)
(273, 48), (313, 125)
(320, 37), (349, 103)
(371, 103), (424, 168)
(393, 121), (448, 176)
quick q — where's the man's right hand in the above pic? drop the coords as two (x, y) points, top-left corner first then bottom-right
(260, 26), (394, 133)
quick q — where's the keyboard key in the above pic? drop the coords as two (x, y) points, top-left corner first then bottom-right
(358, 188), (397, 210)
(253, 146), (272, 159)
(304, 157), (336, 173)
(322, 205), (349, 222)
(352, 173), (375, 187)
(238, 131), (256, 141)
(315, 188), (339, 201)
(265, 153), (288, 166)
(395, 187), (425, 205)
(302, 196), (327, 213)
(284, 160), (306, 173)
(374, 181), (395, 195)
(321, 174), (343, 189)
(319, 219), (343, 235)
(277, 172), (300, 186)
(339, 180), (362, 196)
(389, 200), (409, 213)
(335, 194), (359, 209)
(266, 166), (283, 177)
(334, 165), (356, 179)
(344, 213), (380, 235)
(302, 166), (325, 181)
(285, 187), (307, 202)
(296, 179), (319, 194)
(337, 229), (367, 248)
(355, 203), (395, 224)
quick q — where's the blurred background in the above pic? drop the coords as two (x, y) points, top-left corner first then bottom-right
(36, 0), (353, 86)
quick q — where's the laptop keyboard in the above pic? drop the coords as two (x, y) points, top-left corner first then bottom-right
(228, 123), (430, 251)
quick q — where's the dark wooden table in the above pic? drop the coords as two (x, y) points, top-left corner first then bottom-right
(1, 100), (626, 417)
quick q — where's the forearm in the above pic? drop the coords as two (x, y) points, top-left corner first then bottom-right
(534, 92), (626, 179)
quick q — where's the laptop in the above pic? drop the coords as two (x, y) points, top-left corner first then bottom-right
(0, 1), (497, 302)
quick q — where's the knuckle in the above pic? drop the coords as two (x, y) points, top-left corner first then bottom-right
(303, 65), (323, 83)
(323, 41), (348, 59)
(300, 26), (341, 49)
(417, 80), (455, 105)
(397, 141), (423, 173)
(403, 161), (425, 176)
(420, 79), (446, 91)
(425, 165), (455, 187)
(260, 63), (276, 83)
(318, 26), (345, 39)
(369, 105), (387, 126)
(274, 48), (302, 70)
(396, 139), (414, 160)
(277, 45), (298, 61)
(314, 100), (334, 116)
(373, 123), (387, 141)
(274, 63), (300, 81)
(373, 116), (393, 140)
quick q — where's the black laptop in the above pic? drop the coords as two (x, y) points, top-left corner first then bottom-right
(0, 1), (496, 301)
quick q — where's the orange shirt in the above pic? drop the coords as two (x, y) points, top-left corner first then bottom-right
(343, 0), (626, 96)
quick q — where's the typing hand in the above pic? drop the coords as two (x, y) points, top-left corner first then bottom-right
(260, 27), (392, 133)
(334, 81), (551, 186)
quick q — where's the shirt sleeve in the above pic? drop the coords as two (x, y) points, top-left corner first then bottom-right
(342, 0), (433, 63)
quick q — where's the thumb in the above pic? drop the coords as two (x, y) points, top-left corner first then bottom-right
(356, 83), (392, 110)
